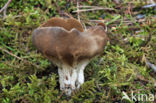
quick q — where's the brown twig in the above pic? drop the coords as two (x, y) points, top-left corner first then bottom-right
(0, 46), (43, 69)
(142, 54), (156, 73)
(78, 5), (99, 8)
(89, 20), (105, 22)
(0, 47), (23, 60)
(76, 0), (87, 31)
(73, 7), (115, 13)
(0, 0), (12, 17)
(73, 5), (115, 13)
(77, 0), (80, 22)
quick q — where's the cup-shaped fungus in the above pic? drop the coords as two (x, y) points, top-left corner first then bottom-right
(32, 17), (109, 96)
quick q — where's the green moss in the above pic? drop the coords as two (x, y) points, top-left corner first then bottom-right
(0, 0), (156, 102)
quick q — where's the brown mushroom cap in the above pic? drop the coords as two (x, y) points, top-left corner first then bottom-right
(32, 25), (109, 67)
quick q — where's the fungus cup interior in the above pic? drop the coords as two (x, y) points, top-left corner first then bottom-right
(40, 17), (84, 32)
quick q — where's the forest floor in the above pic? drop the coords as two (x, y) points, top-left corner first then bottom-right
(0, 0), (156, 103)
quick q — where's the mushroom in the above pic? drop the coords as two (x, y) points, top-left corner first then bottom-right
(32, 17), (109, 96)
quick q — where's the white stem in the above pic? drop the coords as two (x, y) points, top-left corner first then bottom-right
(70, 69), (77, 90)
(58, 68), (64, 90)
(58, 65), (77, 96)
(58, 61), (89, 96)
(76, 61), (89, 88)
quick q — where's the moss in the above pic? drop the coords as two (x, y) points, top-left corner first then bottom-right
(0, 0), (156, 102)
